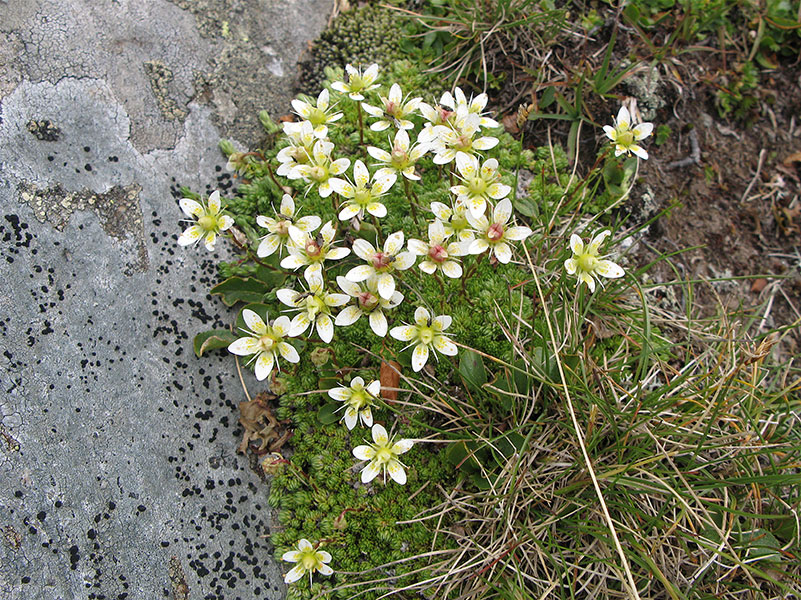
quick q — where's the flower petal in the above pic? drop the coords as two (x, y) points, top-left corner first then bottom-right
(376, 273), (395, 300)
(392, 439), (414, 454)
(564, 258), (578, 275)
(228, 336), (261, 356)
(353, 445), (376, 460)
(372, 424), (389, 445)
(569, 234), (584, 256)
(414, 306), (430, 326)
(390, 325), (417, 341)
(360, 460), (381, 483)
(411, 343), (430, 372)
(344, 407), (358, 430)
(493, 198), (513, 225)
(369, 310), (388, 337)
(505, 226), (531, 241)
(328, 386), (351, 401)
(493, 241), (512, 264)
(347, 264), (374, 282)
(434, 335), (458, 356)
(278, 342), (300, 364)
(178, 225), (203, 246)
(352, 239), (376, 261)
(335, 305), (362, 327)
(441, 260), (462, 279)
(316, 314), (334, 343)
(243, 309), (267, 334)
(207, 190), (222, 214)
(588, 230), (611, 254)
(284, 563), (305, 584)
(282, 550), (301, 563)
(392, 251), (416, 271)
(317, 564), (333, 577)
(387, 460), (407, 485)
(254, 352), (275, 381)
(384, 231), (405, 255)
(596, 259), (624, 279)
(289, 313), (311, 337)
(179, 198), (203, 217)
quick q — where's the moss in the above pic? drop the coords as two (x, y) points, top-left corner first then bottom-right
(298, 4), (406, 95)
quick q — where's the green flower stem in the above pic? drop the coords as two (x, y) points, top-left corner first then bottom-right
(357, 102), (365, 147)
(402, 177), (419, 225)
(432, 272), (445, 309)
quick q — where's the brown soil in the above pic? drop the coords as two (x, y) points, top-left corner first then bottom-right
(494, 32), (801, 357)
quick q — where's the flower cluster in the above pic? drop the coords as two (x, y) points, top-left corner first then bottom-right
(178, 60), (644, 586)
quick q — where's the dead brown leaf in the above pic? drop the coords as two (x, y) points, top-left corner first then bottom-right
(380, 360), (401, 401)
(237, 392), (291, 454)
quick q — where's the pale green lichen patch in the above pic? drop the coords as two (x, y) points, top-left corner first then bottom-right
(143, 61), (188, 122)
(18, 181), (147, 273)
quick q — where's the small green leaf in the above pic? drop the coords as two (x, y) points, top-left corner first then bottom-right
(538, 86), (556, 110)
(211, 277), (271, 306)
(193, 329), (238, 357)
(317, 402), (341, 425)
(459, 350), (487, 392)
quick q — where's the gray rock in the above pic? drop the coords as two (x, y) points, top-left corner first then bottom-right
(0, 0), (333, 597)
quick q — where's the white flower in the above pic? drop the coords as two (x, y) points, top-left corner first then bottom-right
(407, 220), (464, 279)
(282, 538), (333, 584)
(276, 272), (349, 343)
(564, 230), (624, 292)
(345, 231), (416, 300)
(293, 139), (350, 198)
(334, 275), (403, 337)
(390, 306), (457, 372)
(430, 112), (498, 165)
(353, 424), (414, 485)
(467, 198), (532, 264)
(441, 87), (499, 129)
(418, 95), (457, 145)
(255, 194), (322, 258)
(227, 309), (300, 381)
(291, 89), (343, 138)
(603, 106), (653, 159)
(430, 200), (474, 243)
(450, 153), (510, 218)
(177, 190), (234, 252)
(367, 129), (428, 181)
(362, 83), (422, 131)
(276, 121), (317, 179)
(328, 376), (380, 430)
(330, 160), (396, 220)
(331, 63), (380, 101)
(281, 220), (351, 280)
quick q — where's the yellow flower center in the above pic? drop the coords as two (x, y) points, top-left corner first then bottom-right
(354, 189), (371, 205)
(308, 107), (327, 127)
(467, 176), (487, 195)
(451, 213), (467, 230)
(350, 389), (368, 410)
(310, 165), (327, 181)
(198, 215), (217, 232)
(616, 130), (634, 147)
(419, 326), (435, 346)
(259, 335), (276, 352)
(305, 295), (326, 317)
(578, 253), (598, 272)
(301, 551), (319, 571)
(375, 447), (393, 465)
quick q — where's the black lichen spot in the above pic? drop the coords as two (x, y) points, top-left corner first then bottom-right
(26, 119), (61, 141)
